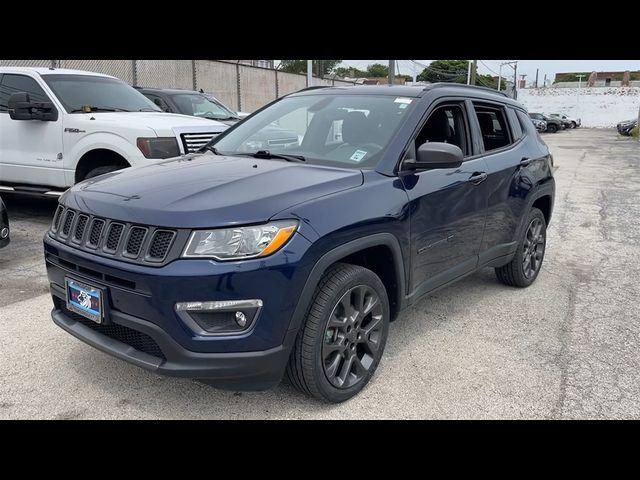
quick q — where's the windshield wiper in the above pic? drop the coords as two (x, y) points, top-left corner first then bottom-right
(251, 150), (306, 162)
(70, 106), (131, 113)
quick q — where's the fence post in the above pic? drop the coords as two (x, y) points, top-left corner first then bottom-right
(192, 60), (197, 91)
(132, 60), (138, 86)
(275, 70), (279, 99)
(50, 60), (56, 69)
(236, 63), (242, 112)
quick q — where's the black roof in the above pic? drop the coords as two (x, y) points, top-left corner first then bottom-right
(134, 86), (201, 95)
(289, 83), (522, 107)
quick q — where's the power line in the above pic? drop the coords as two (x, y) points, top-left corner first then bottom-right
(479, 60), (501, 77)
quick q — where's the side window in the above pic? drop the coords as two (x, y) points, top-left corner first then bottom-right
(516, 109), (537, 136)
(473, 104), (512, 152)
(0, 74), (50, 112)
(415, 104), (470, 157)
(508, 108), (523, 140)
(143, 94), (170, 112)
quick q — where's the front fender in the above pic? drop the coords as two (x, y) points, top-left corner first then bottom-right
(63, 132), (148, 184)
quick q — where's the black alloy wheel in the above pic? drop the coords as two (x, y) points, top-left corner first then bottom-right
(322, 285), (384, 389)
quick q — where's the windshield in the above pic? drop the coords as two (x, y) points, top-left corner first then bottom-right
(42, 74), (161, 113)
(171, 93), (238, 120)
(211, 94), (415, 168)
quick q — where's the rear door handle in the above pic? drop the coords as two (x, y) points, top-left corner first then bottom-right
(468, 172), (487, 185)
(520, 157), (533, 167)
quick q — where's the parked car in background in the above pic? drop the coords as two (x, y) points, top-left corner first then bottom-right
(200, 91), (250, 118)
(529, 113), (562, 133)
(137, 87), (242, 126)
(550, 113), (580, 129)
(45, 83), (555, 402)
(0, 67), (227, 195)
(138, 87), (301, 149)
(0, 196), (9, 248)
(531, 117), (547, 133)
(617, 118), (638, 136)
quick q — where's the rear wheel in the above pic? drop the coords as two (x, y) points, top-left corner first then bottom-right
(495, 208), (547, 288)
(570, 121), (576, 129)
(547, 124), (558, 133)
(286, 263), (390, 403)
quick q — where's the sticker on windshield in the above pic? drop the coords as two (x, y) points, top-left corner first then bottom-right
(394, 97), (413, 104)
(350, 150), (368, 162)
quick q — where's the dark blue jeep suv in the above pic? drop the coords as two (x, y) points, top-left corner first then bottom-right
(44, 84), (555, 402)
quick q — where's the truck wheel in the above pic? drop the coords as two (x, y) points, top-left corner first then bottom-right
(547, 124), (558, 133)
(495, 208), (547, 288)
(286, 263), (390, 403)
(84, 165), (123, 181)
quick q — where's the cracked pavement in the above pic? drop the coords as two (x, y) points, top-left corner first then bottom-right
(0, 128), (639, 419)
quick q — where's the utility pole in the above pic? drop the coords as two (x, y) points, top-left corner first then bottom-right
(535, 68), (539, 88)
(412, 61), (417, 83)
(499, 61), (517, 94)
(470, 60), (477, 85)
(513, 62), (518, 99)
(388, 59), (395, 85)
(307, 60), (312, 87)
(576, 74), (585, 121)
(467, 61), (472, 85)
(543, 74), (547, 87)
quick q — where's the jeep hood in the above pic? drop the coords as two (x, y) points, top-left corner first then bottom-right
(63, 153), (364, 228)
(66, 112), (228, 135)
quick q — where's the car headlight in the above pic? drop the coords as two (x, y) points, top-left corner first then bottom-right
(137, 137), (181, 159)
(182, 220), (298, 260)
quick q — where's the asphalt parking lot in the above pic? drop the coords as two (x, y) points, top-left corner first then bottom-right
(1, 128), (639, 419)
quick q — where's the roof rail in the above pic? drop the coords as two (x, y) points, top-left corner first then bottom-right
(425, 82), (509, 97)
(293, 85), (332, 93)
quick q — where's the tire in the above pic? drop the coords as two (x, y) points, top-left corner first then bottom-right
(286, 262), (390, 403)
(495, 208), (547, 288)
(547, 124), (558, 133)
(84, 165), (123, 181)
(570, 121), (576, 129)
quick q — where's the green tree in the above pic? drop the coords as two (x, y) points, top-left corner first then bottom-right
(366, 63), (389, 78)
(417, 60), (505, 90)
(334, 66), (368, 78)
(279, 60), (341, 77)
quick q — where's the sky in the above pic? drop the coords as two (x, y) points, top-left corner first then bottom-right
(338, 60), (640, 85)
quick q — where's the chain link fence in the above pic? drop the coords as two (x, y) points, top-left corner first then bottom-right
(0, 59), (355, 113)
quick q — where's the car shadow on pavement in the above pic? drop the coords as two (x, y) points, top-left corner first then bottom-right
(63, 268), (509, 419)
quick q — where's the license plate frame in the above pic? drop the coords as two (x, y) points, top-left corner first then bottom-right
(65, 277), (106, 324)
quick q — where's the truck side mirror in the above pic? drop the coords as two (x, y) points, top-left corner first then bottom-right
(8, 92), (58, 121)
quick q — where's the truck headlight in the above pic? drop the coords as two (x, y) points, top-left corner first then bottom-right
(136, 137), (181, 159)
(182, 220), (298, 260)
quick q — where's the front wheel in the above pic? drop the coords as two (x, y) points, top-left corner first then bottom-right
(286, 263), (390, 403)
(570, 121), (576, 129)
(547, 124), (558, 133)
(495, 208), (547, 288)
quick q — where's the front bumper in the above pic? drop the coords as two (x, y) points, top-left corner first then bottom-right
(44, 231), (314, 389)
(51, 284), (296, 389)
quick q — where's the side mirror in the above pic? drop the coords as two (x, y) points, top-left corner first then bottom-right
(405, 142), (463, 171)
(8, 92), (58, 121)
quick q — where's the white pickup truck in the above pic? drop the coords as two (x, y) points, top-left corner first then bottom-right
(0, 67), (227, 195)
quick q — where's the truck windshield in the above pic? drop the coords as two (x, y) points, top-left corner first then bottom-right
(211, 93), (416, 169)
(171, 93), (239, 120)
(42, 74), (161, 113)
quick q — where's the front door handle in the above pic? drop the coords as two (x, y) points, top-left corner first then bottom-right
(468, 172), (488, 185)
(520, 157), (533, 167)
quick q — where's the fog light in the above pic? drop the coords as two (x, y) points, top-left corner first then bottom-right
(235, 311), (247, 327)
(175, 299), (262, 336)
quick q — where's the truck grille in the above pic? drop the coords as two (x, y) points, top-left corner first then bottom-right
(180, 132), (219, 153)
(48, 206), (179, 266)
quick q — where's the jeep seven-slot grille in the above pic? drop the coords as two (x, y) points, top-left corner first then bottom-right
(48, 206), (177, 266)
(62, 210), (75, 236)
(73, 215), (89, 243)
(105, 223), (124, 251)
(124, 227), (147, 257)
(180, 132), (218, 153)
